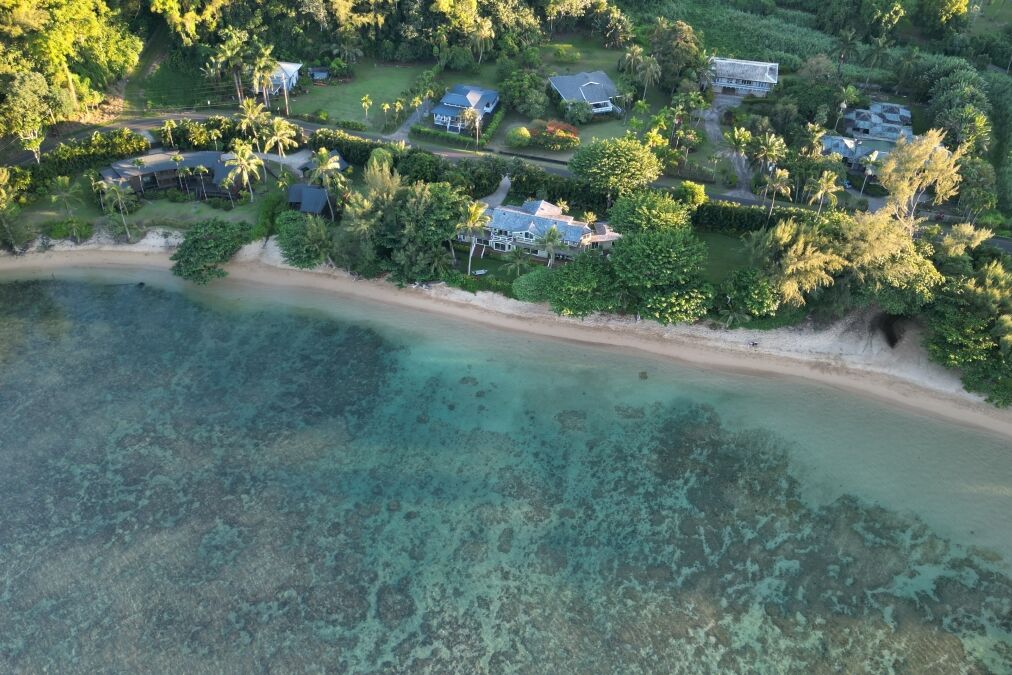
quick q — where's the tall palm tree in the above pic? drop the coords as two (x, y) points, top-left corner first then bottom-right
(308, 147), (346, 219)
(504, 246), (532, 277)
(381, 102), (391, 124)
(161, 119), (177, 148)
(858, 151), (881, 195)
(225, 141), (264, 203)
(361, 94), (372, 122)
(458, 201), (491, 274)
(214, 29), (249, 103)
(103, 181), (135, 240)
(864, 35), (892, 86)
(766, 168), (792, 221)
(194, 165), (210, 199)
(637, 56), (661, 99)
(538, 225), (564, 268)
(472, 17), (495, 64)
(461, 108), (481, 147)
(620, 44), (645, 74)
(252, 44), (278, 110)
(49, 175), (83, 219)
(838, 28), (858, 77)
(235, 99), (268, 152)
(178, 166), (193, 197)
(263, 117), (298, 158)
(807, 170), (840, 215)
(724, 127), (752, 160)
(171, 154), (185, 190)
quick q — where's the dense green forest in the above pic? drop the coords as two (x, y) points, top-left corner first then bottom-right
(0, 0), (1011, 405)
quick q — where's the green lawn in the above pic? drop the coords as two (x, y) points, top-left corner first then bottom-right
(290, 59), (430, 130)
(698, 230), (748, 284)
(970, 0), (1012, 35)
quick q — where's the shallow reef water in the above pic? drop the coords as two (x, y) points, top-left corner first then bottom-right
(0, 278), (1010, 673)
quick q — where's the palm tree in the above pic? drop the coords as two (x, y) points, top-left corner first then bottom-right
(131, 158), (146, 194)
(252, 44), (278, 109)
(538, 225), (564, 268)
(807, 170), (840, 215)
(864, 35), (892, 86)
(458, 201), (491, 274)
(171, 154), (185, 190)
(504, 246), (532, 277)
(461, 108), (481, 148)
(724, 127), (752, 160)
(161, 119), (177, 148)
(752, 132), (787, 175)
(858, 151), (881, 195)
(214, 29), (248, 103)
(103, 181), (136, 240)
(207, 127), (222, 151)
(235, 99), (268, 152)
(766, 168), (792, 221)
(49, 175), (83, 219)
(838, 28), (858, 77)
(308, 147), (345, 219)
(194, 165), (210, 199)
(394, 99), (404, 122)
(472, 17), (495, 64)
(621, 44), (645, 74)
(637, 56), (661, 99)
(381, 102), (391, 125)
(263, 117), (298, 157)
(361, 94), (372, 122)
(178, 166), (193, 197)
(411, 95), (423, 112)
(225, 141), (264, 203)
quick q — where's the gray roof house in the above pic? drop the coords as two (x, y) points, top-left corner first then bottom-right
(710, 57), (779, 97)
(287, 183), (330, 215)
(844, 101), (914, 142)
(820, 135), (891, 175)
(431, 84), (499, 133)
(102, 151), (236, 195)
(460, 199), (621, 260)
(549, 71), (621, 115)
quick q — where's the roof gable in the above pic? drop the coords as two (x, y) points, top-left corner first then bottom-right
(549, 71), (618, 104)
(710, 57), (779, 85)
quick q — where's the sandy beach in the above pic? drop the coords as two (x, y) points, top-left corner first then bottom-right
(3, 233), (1012, 441)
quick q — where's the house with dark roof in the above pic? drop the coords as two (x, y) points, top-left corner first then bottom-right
(101, 151), (237, 197)
(843, 101), (914, 142)
(287, 183), (330, 215)
(460, 199), (621, 261)
(709, 57), (779, 97)
(431, 84), (499, 133)
(549, 71), (621, 115)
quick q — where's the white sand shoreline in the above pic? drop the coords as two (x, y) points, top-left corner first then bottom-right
(3, 234), (1012, 441)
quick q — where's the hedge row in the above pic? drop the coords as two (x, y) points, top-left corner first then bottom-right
(309, 128), (393, 166)
(691, 201), (818, 232)
(27, 129), (150, 192)
(409, 109), (506, 148)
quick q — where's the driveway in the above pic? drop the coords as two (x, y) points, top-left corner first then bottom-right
(702, 94), (754, 201)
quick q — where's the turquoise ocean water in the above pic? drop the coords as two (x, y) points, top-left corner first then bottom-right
(1, 270), (1010, 672)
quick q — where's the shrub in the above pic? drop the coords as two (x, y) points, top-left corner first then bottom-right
(552, 44), (582, 63)
(46, 218), (93, 243)
(561, 101), (594, 126)
(528, 120), (580, 151)
(165, 188), (187, 203)
(275, 211), (332, 269)
(505, 126), (532, 148)
(673, 181), (707, 206)
(335, 119), (368, 131)
(309, 128), (391, 165)
(718, 267), (781, 318)
(608, 191), (691, 233)
(252, 190), (287, 240)
(692, 201), (817, 232)
(328, 57), (352, 78)
(311, 109), (329, 123)
(170, 218), (254, 284)
(512, 267), (555, 302)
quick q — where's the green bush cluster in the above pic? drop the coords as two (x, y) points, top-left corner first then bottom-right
(512, 267), (554, 302)
(691, 201), (817, 233)
(170, 218), (254, 284)
(45, 218), (93, 243)
(26, 129), (149, 193)
(309, 128), (392, 166)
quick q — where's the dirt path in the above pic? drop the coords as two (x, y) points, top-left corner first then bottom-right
(702, 95), (755, 202)
(384, 99), (431, 142)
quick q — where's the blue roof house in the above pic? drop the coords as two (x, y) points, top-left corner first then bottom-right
(431, 84), (499, 133)
(459, 199), (621, 262)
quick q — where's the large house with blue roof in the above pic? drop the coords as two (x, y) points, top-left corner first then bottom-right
(431, 84), (499, 133)
(462, 199), (621, 261)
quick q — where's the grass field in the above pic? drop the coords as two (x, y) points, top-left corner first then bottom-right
(698, 230), (748, 284)
(970, 0), (1012, 35)
(290, 60), (430, 130)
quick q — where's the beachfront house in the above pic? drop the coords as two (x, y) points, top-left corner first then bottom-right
(549, 71), (622, 115)
(431, 85), (500, 133)
(101, 151), (237, 197)
(461, 199), (621, 261)
(287, 183), (330, 215)
(709, 57), (779, 97)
